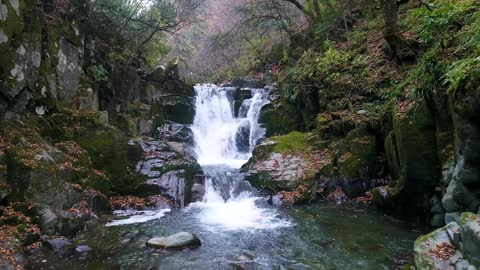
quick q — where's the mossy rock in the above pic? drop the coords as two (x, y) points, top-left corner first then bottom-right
(271, 131), (310, 153)
(391, 100), (438, 218)
(259, 102), (301, 136)
(74, 127), (145, 195)
(338, 129), (377, 177)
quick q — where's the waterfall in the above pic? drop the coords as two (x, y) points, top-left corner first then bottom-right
(191, 84), (270, 168)
(189, 84), (289, 230)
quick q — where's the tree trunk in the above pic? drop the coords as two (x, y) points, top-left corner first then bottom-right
(381, 0), (413, 62)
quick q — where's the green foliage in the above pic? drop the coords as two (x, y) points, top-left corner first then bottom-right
(288, 40), (355, 83)
(87, 65), (109, 82)
(409, 0), (478, 45)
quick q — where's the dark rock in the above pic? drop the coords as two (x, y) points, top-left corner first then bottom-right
(259, 102), (301, 137)
(230, 77), (266, 89)
(146, 232), (201, 250)
(442, 90), (480, 215)
(235, 120), (251, 153)
(387, 100), (439, 219)
(157, 121), (194, 144)
(234, 88), (253, 117)
(146, 66), (167, 83)
(10, 89), (32, 113)
(191, 183), (205, 203)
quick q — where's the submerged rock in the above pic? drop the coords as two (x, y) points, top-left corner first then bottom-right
(146, 232), (201, 250)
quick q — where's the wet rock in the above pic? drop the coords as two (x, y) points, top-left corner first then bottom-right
(235, 121), (251, 153)
(228, 252), (255, 270)
(157, 121), (194, 144)
(133, 138), (203, 207)
(191, 183), (205, 202)
(75, 245), (92, 253)
(234, 88), (253, 117)
(146, 232), (201, 250)
(41, 236), (72, 252)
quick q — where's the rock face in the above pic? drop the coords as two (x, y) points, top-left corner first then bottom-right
(244, 126), (381, 205)
(415, 212), (480, 269)
(146, 232), (201, 250)
(133, 138), (204, 207)
(235, 120), (251, 153)
(442, 91), (480, 216)
(243, 133), (327, 204)
(5, 131), (112, 236)
(157, 121), (194, 144)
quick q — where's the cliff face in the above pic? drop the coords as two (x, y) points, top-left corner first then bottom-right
(0, 1), (199, 267)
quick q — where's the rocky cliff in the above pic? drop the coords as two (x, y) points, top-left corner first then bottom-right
(0, 1), (201, 268)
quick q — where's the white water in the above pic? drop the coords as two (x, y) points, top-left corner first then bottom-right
(191, 84), (269, 168)
(106, 209), (171, 227)
(190, 84), (290, 231)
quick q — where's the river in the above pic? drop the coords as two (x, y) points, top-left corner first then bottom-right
(26, 84), (422, 270)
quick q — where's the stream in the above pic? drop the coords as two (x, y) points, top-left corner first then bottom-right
(26, 85), (422, 270)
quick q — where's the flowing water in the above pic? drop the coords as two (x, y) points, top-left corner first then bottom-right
(27, 84), (422, 270)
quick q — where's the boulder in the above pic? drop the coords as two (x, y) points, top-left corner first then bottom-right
(133, 138), (203, 207)
(259, 102), (301, 137)
(157, 121), (194, 144)
(243, 133), (324, 203)
(146, 232), (201, 250)
(336, 128), (377, 197)
(414, 222), (461, 270)
(41, 236), (72, 252)
(414, 213), (480, 270)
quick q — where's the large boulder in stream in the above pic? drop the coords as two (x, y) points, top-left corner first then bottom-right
(414, 212), (480, 269)
(146, 232), (201, 250)
(133, 138), (204, 207)
(242, 132), (328, 204)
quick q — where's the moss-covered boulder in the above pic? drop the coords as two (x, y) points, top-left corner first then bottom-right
(336, 128), (377, 197)
(243, 132), (331, 203)
(259, 102), (301, 137)
(4, 128), (111, 235)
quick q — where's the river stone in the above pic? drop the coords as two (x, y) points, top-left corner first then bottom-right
(146, 232), (201, 250)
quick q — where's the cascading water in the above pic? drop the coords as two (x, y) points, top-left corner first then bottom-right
(190, 84), (290, 230)
(191, 84), (269, 168)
